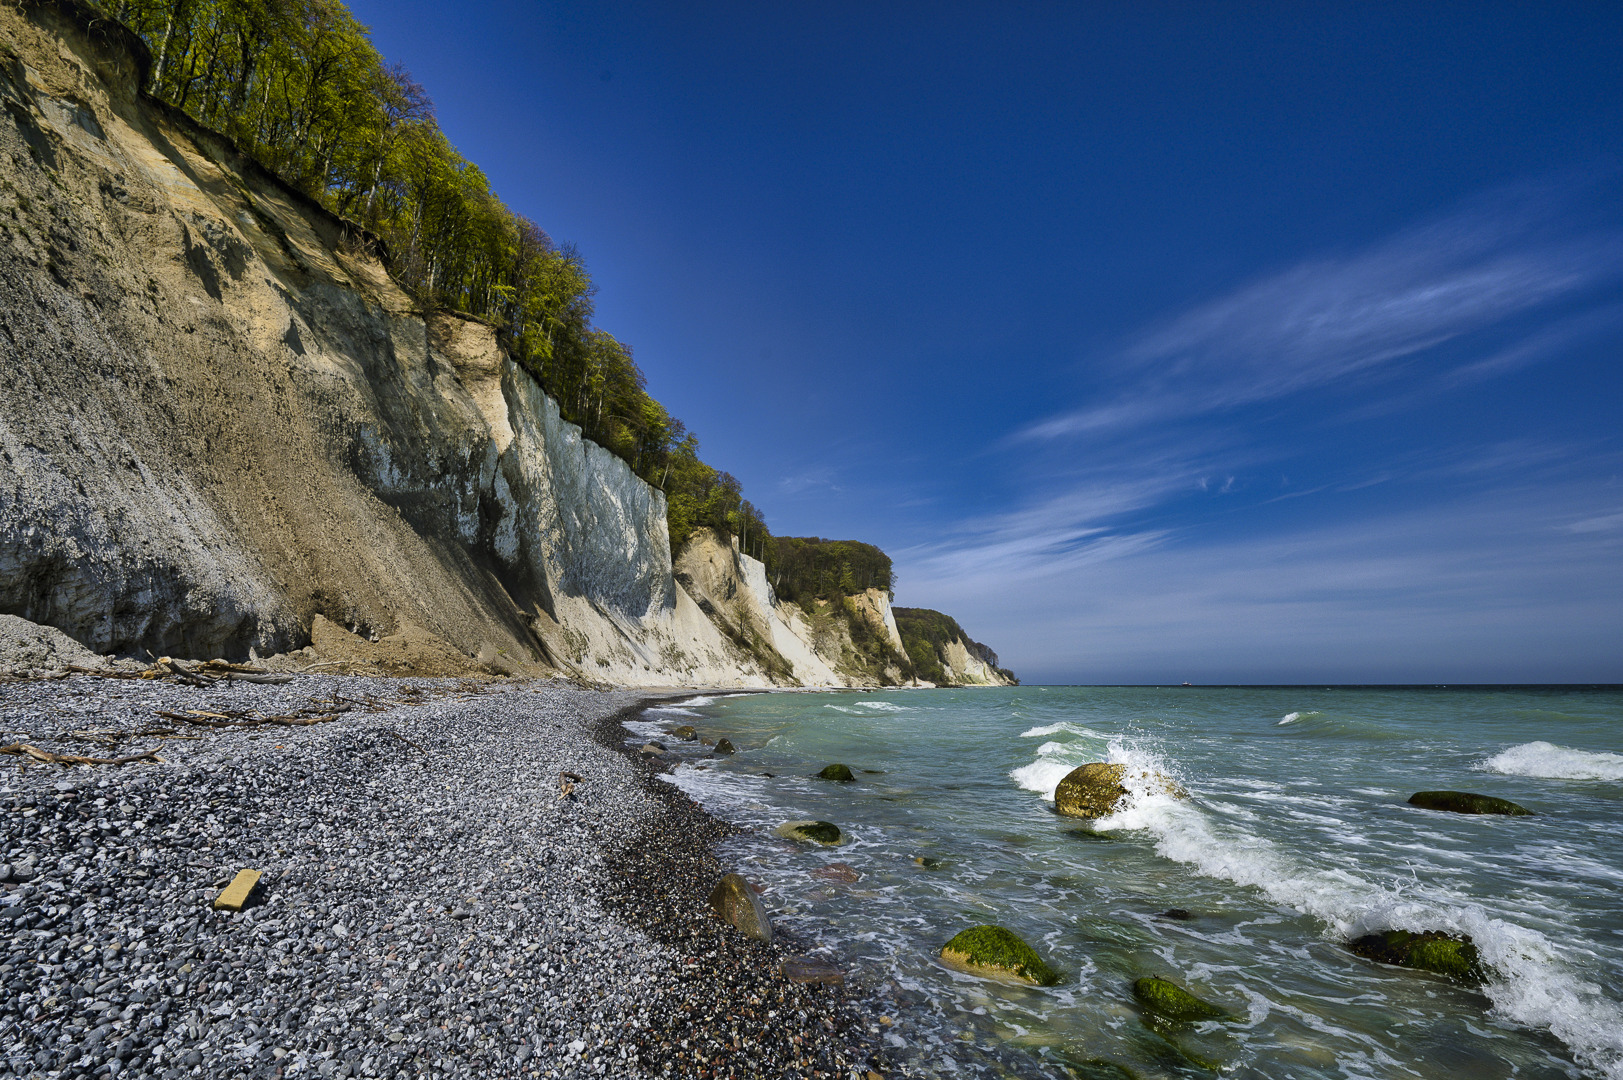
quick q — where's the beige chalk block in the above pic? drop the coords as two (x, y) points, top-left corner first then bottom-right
(212, 869), (261, 911)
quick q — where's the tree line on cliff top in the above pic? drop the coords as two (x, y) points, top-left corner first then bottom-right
(94, 0), (889, 599)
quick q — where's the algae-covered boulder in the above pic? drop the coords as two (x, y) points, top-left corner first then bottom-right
(671, 725), (698, 741)
(1347, 929), (1483, 982)
(708, 873), (772, 943)
(775, 820), (844, 846)
(939, 925), (1060, 986)
(1408, 791), (1531, 816)
(1132, 976), (1233, 1022)
(1054, 763), (1187, 819)
(714, 738), (736, 756)
(816, 763), (855, 782)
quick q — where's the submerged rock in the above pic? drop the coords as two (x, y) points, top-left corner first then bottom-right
(939, 924), (1060, 986)
(1157, 908), (1194, 921)
(914, 855), (944, 869)
(1054, 762), (1187, 819)
(781, 956), (844, 985)
(776, 820), (844, 846)
(1347, 929), (1484, 983)
(1131, 976), (1233, 1022)
(1408, 790), (1531, 816)
(713, 738), (736, 756)
(670, 725), (697, 741)
(707, 873), (772, 943)
(816, 763), (855, 782)
(639, 743), (665, 756)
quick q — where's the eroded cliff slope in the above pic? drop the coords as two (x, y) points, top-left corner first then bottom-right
(0, 2), (1014, 688)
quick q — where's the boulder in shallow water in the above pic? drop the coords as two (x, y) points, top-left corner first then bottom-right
(639, 743), (665, 756)
(708, 873), (772, 943)
(1347, 929), (1483, 983)
(1054, 762), (1187, 818)
(1132, 976), (1233, 1022)
(775, 820), (844, 845)
(816, 763), (855, 782)
(671, 725), (697, 741)
(1407, 790), (1531, 816)
(940, 925), (1060, 986)
(713, 738), (736, 756)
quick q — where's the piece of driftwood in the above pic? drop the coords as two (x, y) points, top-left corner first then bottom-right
(0, 743), (165, 766)
(559, 770), (584, 799)
(62, 664), (145, 680)
(385, 730), (425, 751)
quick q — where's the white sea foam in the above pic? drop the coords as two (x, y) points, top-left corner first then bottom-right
(644, 706), (704, 718)
(1091, 745), (1623, 1078)
(680, 695), (716, 707)
(1277, 710), (1321, 725)
(1020, 721), (1108, 739)
(1480, 741), (1623, 782)
(824, 705), (861, 714)
(1010, 759), (1080, 800)
(855, 701), (908, 712)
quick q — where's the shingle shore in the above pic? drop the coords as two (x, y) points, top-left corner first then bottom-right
(0, 676), (879, 1079)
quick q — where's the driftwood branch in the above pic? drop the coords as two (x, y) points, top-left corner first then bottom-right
(559, 770), (583, 799)
(385, 730), (425, 752)
(0, 743), (165, 766)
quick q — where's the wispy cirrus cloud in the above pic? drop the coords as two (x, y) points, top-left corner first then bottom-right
(1021, 183), (1623, 441)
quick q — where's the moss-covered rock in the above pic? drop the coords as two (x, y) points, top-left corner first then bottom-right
(707, 873), (772, 943)
(1054, 763), (1187, 819)
(775, 820), (844, 845)
(1407, 790), (1531, 816)
(1347, 929), (1484, 983)
(1131, 976), (1233, 1022)
(816, 763), (856, 782)
(713, 738), (736, 756)
(670, 725), (697, 741)
(939, 925), (1061, 986)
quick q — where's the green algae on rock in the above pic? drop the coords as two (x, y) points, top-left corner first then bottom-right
(1408, 790), (1531, 816)
(775, 820), (844, 845)
(1347, 929), (1484, 983)
(670, 725), (697, 741)
(1131, 976), (1234, 1022)
(707, 873), (772, 943)
(939, 925), (1061, 986)
(816, 763), (856, 782)
(713, 738), (736, 756)
(1054, 762), (1187, 819)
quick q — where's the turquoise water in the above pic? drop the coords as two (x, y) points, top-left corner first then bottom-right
(625, 685), (1623, 1079)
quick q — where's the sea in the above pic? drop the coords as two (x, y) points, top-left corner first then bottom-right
(622, 685), (1623, 1080)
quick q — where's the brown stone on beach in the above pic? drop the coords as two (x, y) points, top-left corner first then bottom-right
(708, 873), (772, 943)
(212, 869), (261, 911)
(1054, 762), (1187, 818)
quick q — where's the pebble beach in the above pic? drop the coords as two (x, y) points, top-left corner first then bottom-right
(0, 676), (880, 1080)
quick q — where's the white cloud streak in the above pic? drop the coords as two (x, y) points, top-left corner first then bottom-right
(1021, 189), (1623, 441)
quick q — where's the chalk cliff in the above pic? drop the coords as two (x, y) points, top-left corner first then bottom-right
(0, 1), (1013, 687)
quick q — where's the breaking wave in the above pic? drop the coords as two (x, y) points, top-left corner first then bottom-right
(1480, 741), (1623, 782)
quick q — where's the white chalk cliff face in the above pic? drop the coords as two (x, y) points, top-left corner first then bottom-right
(0, 5), (765, 685)
(0, 4), (1013, 687)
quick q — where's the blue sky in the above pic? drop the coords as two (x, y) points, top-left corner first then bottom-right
(348, 1), (1623, 683)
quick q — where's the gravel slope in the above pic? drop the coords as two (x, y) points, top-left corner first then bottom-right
(0, 676), (879, 1079)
